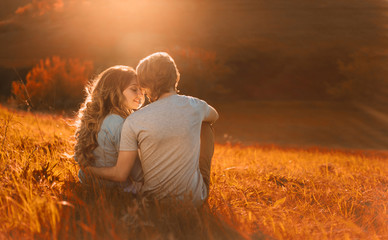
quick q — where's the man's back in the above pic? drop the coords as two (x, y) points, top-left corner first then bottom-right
(120, 94), (210, 205)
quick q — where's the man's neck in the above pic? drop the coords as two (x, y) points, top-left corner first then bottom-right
(158, 90), (176, 100)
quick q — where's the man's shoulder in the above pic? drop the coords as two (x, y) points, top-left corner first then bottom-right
(177, 95), (208, 108)
(176, 94), (198, 100)
(130, 105), (152, 116)
(125, 106), (152, 124)
(172, 94), (206, 105)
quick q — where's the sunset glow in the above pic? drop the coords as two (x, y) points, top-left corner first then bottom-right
(1, 1), (388, 239)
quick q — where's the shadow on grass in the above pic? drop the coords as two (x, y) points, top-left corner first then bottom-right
(53, 181), (268, 240)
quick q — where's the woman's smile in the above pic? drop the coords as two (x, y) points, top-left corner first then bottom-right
(123, 83), (144, 110)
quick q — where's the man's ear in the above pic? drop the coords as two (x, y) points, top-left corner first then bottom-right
(175, 81), (180, 93)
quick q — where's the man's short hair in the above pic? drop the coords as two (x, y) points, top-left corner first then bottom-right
(136, 52), (180, 102)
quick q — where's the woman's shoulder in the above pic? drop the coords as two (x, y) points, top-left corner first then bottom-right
(104, 113), (125, 121)
(101, 114), (125, 130)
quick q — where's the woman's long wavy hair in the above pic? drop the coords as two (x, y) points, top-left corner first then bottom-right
(74, 65), (137, 167)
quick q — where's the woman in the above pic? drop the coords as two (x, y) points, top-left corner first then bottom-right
(74, 65), (144, 190)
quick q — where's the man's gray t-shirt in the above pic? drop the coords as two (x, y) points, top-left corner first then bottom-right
(120, 94), (211, 206)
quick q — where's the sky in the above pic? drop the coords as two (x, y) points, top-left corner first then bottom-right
(1, 0), (386, 66)
(0, 0), (218, 67)
(0, 0), (387, 101)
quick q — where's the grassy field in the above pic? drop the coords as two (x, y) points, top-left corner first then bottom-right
(0, 104), (387, 239)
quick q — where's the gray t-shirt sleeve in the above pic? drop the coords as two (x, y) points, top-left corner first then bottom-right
(190, 97), (211, 121)
(201, 100), (211, 121)
(120, 117), (138, 151)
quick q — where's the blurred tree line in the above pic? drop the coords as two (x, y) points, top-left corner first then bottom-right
(1, 47), (387, 111)
(1, 0), (387, 111)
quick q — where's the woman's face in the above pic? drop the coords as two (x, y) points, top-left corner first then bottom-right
(122, 82), (144, 110)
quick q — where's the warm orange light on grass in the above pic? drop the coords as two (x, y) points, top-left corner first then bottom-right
(0, 105), (387, 239)
(209, 144), (387, 239)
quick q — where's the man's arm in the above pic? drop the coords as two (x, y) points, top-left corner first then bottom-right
(203, 105), (219, 124)
(86, 150), (137, 182)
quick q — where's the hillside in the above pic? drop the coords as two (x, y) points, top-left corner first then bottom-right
(0, 105), (387, 239)
(214, 101), (388, 151)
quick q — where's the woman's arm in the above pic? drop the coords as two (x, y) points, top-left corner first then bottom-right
(86, 150), (138, 182)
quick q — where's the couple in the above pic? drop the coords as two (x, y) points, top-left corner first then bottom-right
(74, 52), (219, 206)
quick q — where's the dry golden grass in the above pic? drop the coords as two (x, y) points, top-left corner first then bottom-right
(210, 145), (387, 239)
(0, 104), (387, 239)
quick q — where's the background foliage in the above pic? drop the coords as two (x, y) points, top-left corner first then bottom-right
(11, 56), (93, 110)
